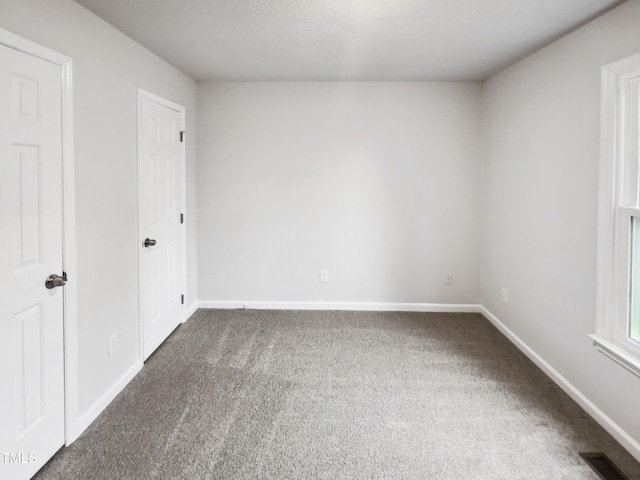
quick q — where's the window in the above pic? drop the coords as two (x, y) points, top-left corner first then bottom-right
(593, 52), (640, 377)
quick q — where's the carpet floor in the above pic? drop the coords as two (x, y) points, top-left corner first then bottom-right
(34, 310), (640, 479)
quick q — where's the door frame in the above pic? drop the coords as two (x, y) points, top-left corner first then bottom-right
(0, 28), (79, 445)
(136, 88), (187, 363)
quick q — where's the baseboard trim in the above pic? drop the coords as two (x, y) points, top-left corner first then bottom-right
(480, 306), (640, 463)
(185, 301), (199, 321)
(198, 300), (482, 313)
(66, 360), (143, 445)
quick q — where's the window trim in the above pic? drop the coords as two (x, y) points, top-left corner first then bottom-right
(592, 52), (640, 378)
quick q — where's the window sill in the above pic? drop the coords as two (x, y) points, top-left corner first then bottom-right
(590, 334), (640, 379)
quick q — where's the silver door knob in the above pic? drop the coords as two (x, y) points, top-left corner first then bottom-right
(143, 238), (157, 248)
(45, 272), (67, 289)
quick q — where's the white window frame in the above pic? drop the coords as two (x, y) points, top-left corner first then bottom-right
(593, 52), (640, 378)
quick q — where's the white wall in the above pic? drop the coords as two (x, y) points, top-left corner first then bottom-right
(0, 0), (198, 439)
(197, 82), (481, 306)
(482, 0), (640, 455)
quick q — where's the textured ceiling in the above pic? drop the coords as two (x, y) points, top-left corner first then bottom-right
(73, 0), (623, 81)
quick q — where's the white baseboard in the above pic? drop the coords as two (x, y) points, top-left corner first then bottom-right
(197, 300), (482, 313)
(185, 301), (199, 321)
(480, 306), (640, 463)
(66, 360), (143, 445)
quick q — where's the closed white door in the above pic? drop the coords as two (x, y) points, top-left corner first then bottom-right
(138, 94), (185, 360)
(0, 44), (65, 479)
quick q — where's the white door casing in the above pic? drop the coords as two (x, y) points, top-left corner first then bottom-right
(138, 90), (186, 360)
(0, 43), (65, 480)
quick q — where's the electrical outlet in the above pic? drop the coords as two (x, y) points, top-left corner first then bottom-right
(108, 332), (119, 356)
(444, 273), (453, 285)
(320, 270), (329, 283)
(501, 288), (509, 304)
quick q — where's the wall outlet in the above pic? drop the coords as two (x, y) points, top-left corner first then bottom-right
(320, 270), (329, 283)
(108, 332), (119, 356)
(501, 288), (509, 304)
(444, 273), (453, 285)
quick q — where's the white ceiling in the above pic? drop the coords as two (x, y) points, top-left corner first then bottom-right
(73, 0), (623, 81)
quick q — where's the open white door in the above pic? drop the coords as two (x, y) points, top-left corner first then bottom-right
(0, 43), (65, 480)
(138, 90), (186, 360)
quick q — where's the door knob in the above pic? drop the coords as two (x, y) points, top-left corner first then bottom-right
(143, 238), (157, 248)
(45, 272), (67, 289)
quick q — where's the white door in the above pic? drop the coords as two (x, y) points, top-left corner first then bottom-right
(138, 93), (185, 360)
(0, 44), (65, 480)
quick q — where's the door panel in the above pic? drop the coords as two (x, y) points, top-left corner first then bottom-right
(139, 96), (184, 359)
(0, 44), (65, 480)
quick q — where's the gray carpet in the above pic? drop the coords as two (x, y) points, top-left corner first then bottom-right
(35, 310), (640, 479)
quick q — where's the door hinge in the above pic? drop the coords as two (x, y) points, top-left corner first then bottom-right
(180, 131), (186, 142)
(180, 213), (184, 224)
(181, 294), (185, 305)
